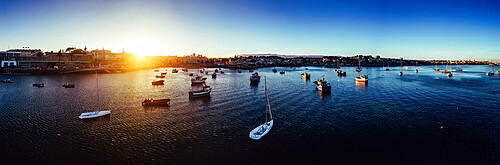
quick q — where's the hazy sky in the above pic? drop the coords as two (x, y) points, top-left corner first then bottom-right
(1, 0), (500, 60)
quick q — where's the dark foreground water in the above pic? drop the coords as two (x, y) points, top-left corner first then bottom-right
(0, 65), (499, 164)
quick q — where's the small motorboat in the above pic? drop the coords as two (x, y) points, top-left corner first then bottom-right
(215, 69), (218, 73)
(161, 72), (167, 75)
(455, 69), (463, 71)
(200, 70), (204, 73)
(272, 68), (277, 73)
(250, 72), (261, 83)
(189, 73), (194, 76)
(355, 67), (361, 72)
(355, 75), (368, 82)
(62, 83), (75, 88)
(486, 72), (494, 76)
(172, 69), (179, 73)
(441, 70), (451, 74)
(280, 71), (285, 74)
(385, 68), (390, 71)
(434, 68), (440, 71)
(212, 72), (217, 78)
(191, 76), (206, 84)
(189, 86), (211, 98)
(1, 79), (14, 83)
(415, 69), (418, 73)
(155, 75), (165, 78)
(496, 71), (500, 75)
(33, 83), (44, 87)
(79, 110), (110, 119)
(154, 69), (159, 72)
(152, 80), (165, 85)
(301, 72), (310, 79)
(182, 68), (188, 72)
(406, 67), (411, 69)
(313, 75), (331, 92)
(220, 71), (224, 74)
(399, 71), (403, 76)
(142, 98), (170, 106)
(337, 70), (346, 76)
(447, 73), (453, 77)
(238, 70), (241, 73)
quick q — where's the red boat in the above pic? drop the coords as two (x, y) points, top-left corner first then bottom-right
(152, 80), (164, 85)
(142, 98), (170, 106)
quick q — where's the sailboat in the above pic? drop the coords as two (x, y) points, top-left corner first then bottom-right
(415, 62), (418, 73)
(385, 62), (390, 71)
(455, 61), (463, 71)
(487, 63), (494, 76)
(79, 72), (111, 119)
(249, 77), (274, 140)
(399, 58), (403, 76)
(441, 60), (451, 74)
(434, 62), (440, 71)
(355, 58), (361, 72)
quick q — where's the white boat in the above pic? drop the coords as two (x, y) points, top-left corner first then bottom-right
(355, 74), (368, 82)
(249, 77), (273, 140)
(79, 72), (111, 119)
(191, 76), (206, 84)
(79, 110), (111, 119)
(189, 86), (211, 98)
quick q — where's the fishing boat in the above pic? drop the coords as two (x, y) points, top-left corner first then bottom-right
(155, 75), (165, 78)
(272, 68), (277, 73)
(191, 76), (206, 84)
(249, 77), (273, 140)
(142, 98), (170, 106)
(189, 86), (211, 98)
(152, 80), (165, 85)
(62, 83), (75, 88)
(313, 75), (331, 91)
(250, 72), (261, 83)
(301, 72), (310, 79)
(79, 72), (110, 120)
(280, 71), (285, 74)
(1, 79), (14, 83)
(355, 74), (368, 82)
(212, 72), (217, 78)
(337, 70), (346, 76)
(33, 83), (44, 87)
(172, 69), (179, 73)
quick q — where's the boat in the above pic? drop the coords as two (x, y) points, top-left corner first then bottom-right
(385, 63), (390, 71)
(434, 63), (440, 71)
(205, 71), (209, 75)
(220, 71), (224, 74)
(212, 72), (217, 78)
(155, 75), (165, 78)
(272, 68), (277, 73)
(1, 79), (14, 83)
(33, 83), (44, 87)
(486, 72), (494, 76)
(189, 73), (194, 76)
(447, 73), (453, 77)
(301, 72), (310, 79)
(161, 72), (167, 75)
(238, 70), (242, 73)
(215, 69), (218, 73)
(62, 83), (75, 88)
(182, 68), (188, 72)
(337, 70), (346, 76)
(154, 69), (159, 72)
(356, 59), (361, 72)
(455, 63), (463, 71)
(355, 74), (368, 82)
(399, 58), (403, 76)
(249, 69), (254, 72)
(249, 77), (274, 140)
(250, 72), (261, 83)
(415, 62), (418, 73)
(189, 86), (211, 98)
(172, 69), (179, 73)
(79, 72), (111, 120)
(191, 76), (206, 84)
(200, 70), (204, 73)
(152, 80), (165, 85)
(496, 71), (500, 75)
(442, 60), (451, 74)
(313, 75), (331, 91)
(406, 67), (411, 69)
(280, 71), (285, 74)
(142, 98), (170, 106)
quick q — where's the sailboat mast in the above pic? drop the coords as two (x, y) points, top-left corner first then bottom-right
(265, 77), (272, 121)
(96, 71), (99, 110)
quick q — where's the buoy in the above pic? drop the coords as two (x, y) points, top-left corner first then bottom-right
(57, 134), (61, 136)
(440, 126), (444, 130)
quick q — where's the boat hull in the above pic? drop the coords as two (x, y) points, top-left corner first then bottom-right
(79, 110), (111, 119)
(249, 120), (273, 140)
(189, 89), (211, 98)
(316, 85), (331, 91)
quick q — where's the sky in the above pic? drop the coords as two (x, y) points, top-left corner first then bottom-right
(1, 0), (500, 60)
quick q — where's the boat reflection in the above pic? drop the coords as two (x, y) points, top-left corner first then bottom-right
(355, 81), (367, 91)
(316, 90), (331, 99)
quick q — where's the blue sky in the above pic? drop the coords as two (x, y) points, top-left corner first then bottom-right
(1, 0), (500, 60)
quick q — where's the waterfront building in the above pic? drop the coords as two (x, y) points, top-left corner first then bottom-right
(7, 47), (42, 56)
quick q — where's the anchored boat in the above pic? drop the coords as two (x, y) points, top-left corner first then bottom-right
(33, 83), (44, 87)
(301, 72), (310, 79)
(250, 72), (261, 83)
(62, 83), (75, 88)
(355, 74), (368, 82)
(249, 77), (273, 140)
(313, 75), (331, 92)
(79, 72), (110, 120)
(191, 76), (206, 84)
(152, 80), (165, 85)
(142, 98), (170, 106)
(1, 79), (14, 83)
(189, 86), (211, 98)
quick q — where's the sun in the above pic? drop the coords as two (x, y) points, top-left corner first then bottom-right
(122, 37), (161, 57)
